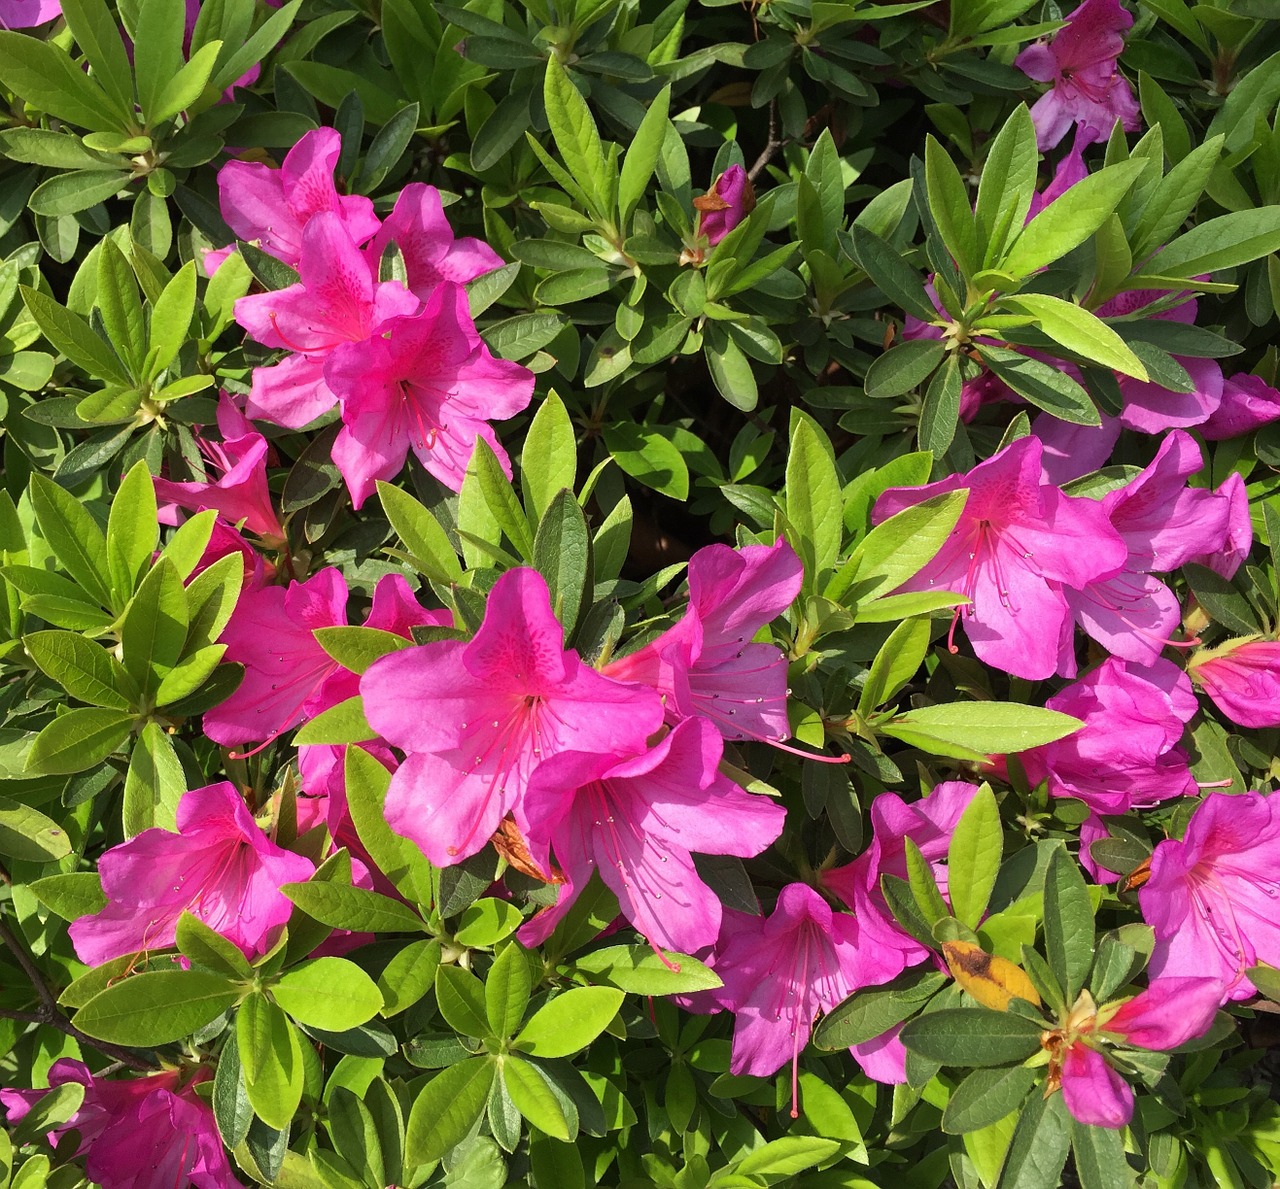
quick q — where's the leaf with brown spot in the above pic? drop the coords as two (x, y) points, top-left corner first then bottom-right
(944, 940), (1042, 1012)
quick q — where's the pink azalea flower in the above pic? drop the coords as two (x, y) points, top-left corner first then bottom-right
(696, 165), (755, 246)
(0, 0), (60, 27)
(1033, 410), (1121, 486)
(1185, 471), (1252, 580)
(364, 183), (504, 301)
(1056, 978), (1223, 1128)
(325, 283), (535, 506)
(1026, 127), (1091, 220)
(1189, 636), (1280, 729)
(68, 782), (314, 965)
(712, 883), (892, 1115)
(516, 717), (785, 954)
(361, 567), (666, 866)
(203, 565), (349, 748)
(210, 127), (379, 273)
(1007, 657), (1197, 815)
(1014, 0), (1141, 150)
(1059, 430), (1238, 670)
(1141, 791), (1280, 1000)
(872, 436), (1127, 680)
(1201, 372), (1280, 440)
(152, 393), (284, 544)
(1, 1060), (243, 1189)
(823, 780), (980, 972)
(236, 212), (418, 429)
(603, 538), (805, 747)
(181, 520), (273, 591)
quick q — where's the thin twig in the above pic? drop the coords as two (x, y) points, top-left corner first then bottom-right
(0, 913), (153, 1072)
(748, 101), (787, 182)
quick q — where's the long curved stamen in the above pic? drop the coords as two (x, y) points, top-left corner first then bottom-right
(266, 310), (344, 355)
(226, 656), (340, 760)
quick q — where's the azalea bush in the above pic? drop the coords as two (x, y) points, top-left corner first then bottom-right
(3, 0), (1280, 1187)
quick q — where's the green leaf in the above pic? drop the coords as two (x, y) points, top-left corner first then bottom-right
(786, 413), (842, 581)
(209, 0), (300, 95)
(473, 437), (534, 561)
(95, 238), (146, 379)
(570, 945), (723, 996)
(864, 338), (945, 399)
(73, 970), (240, 1045)
(919, 352), (962, 456)
(602, 423), (689, 500)
(238, 992), (304, 1131)
(924, 135), (978, 275)
(59, 0), (134, 119)
(736, 1137), (843, 1177)
(618, 85), (670, 224)
(212, 1026), (253, 1148)
(377, 481), (463, 584)
(1043, 846), (1095, 1002)
(23, 630), (128, 709)
(176, 911), (253, 978)
(436, 964), (491, 1039)
(533, 488), (591, 641)
(22, 287), (130, 386)
(312, 627), (412, 675)
(947, 784), (1003, 929)
(486, 942), (533, 1039)
(107, 460), (159, 603)
(148, 41), (222, 126)
(834, 489), (969, 603)
(0, 31), (122, 132)
(282, 881), (425, 934)
(405, 1058), (496, 1166)
(514, 986), (623, 1058)
(122, 720), (186, 835)
(0, 797), (74, 863)
(880, 702), (1081, 762)
(502, 1056), (574, 1141)
(813, 971), (948, 1049)
(454, 898), (524, 947)
(178, 548), (242, 648)
(29, 472), (113, 607)
(1072, 1116), (1132, 1189)
(133, 0), (186, 127)
(980, 345), (1100, 425)
(29, 872), (105, 921)
(292, 696), (377, 746)
(1184, 563), (1262, 635)
(378, 938), (441, 1018)
(25, 707), (132, 775)
(976, 105), (1038, 266)
(543, 59), (610, 220)
(999, 1090), (1072, 1189)
(898, 1008), (1044, 1066)
(119, 558), (189, 693)
(272, 957), (385, 1032)
(905, 837), (949, 927)
(1000, 294), (1148, 379)
(145, 262), (197, 380)
(1151, 207), (1280, 279)
(520, 391), (577, 523)
(344, 746), (436, 907)
(850, 225), (937, 322)
(1002, 160), (1144, 277)
(943, 1064), (1037, 1134)
(858, 616), (932, 716)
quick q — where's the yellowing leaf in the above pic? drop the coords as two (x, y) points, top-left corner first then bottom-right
(944, 940), (1042, 1012)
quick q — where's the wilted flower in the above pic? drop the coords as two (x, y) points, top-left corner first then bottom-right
(1, 1060), (243, 1189)
(1188, 636), (1280, 729)
(1014, 0), (1141, 149)
(68, 782), (314, 965)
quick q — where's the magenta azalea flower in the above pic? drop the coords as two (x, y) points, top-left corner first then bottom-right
(1201, 372), (1280, 440)
(697, 164), (755, 246)
(361, 567), (665, 866)
(1055, 978), (1222, 1128)
(364, 183), (504, 301)
(68, 782), (313, 965)
(153, 393), (284, 545)
(872, 436), (1127, 680)
(604, 538), (805, 747)
(1, 1060), (243, 1189)
(1014, 0), (1141, 149)
(324, 283), (534, 506)
(1141, 791), (1280, 1000)
(1188, 637), (1280, 728)
(1010, 657), (1197, 815)
(1059, 430), (1238, 670)
(1026, 127), (1091, 220)
(0, 0), (60, 27)
(210, 127), (378, 273)
(517, 718), (785, 954)
(236, 212), (418, 429)
(712, 883), (892, 1115)
(1186, 471), (1253, 580)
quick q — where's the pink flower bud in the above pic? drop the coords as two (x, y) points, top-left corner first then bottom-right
(695, 164), (755, 246)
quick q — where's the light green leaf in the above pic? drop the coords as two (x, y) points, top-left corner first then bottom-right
(1000, 294), (1147, 379)
(272, 957), (385, 1031)
(514, 986), (623, 1058)
(947, 784), (1003, 929)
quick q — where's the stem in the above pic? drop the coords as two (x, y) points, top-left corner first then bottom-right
(0, 913), (153, 1072)
(748, 101), (786, 183)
